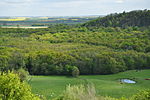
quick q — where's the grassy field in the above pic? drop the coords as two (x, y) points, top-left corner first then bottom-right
(0, 17), (27, 21)
(30, 70), (150, 99)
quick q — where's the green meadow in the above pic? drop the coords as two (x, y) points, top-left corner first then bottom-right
(30, 69), (150, 99)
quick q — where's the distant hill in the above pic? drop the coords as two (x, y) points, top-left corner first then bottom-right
(83, 10), (150, 27)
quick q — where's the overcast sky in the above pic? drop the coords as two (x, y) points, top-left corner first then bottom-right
(0, 0), (149, 16)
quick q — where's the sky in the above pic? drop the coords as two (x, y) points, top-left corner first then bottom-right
(0, 0), (149, 16)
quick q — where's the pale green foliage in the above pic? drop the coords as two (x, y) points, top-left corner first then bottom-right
(115, 90), (150, 100)
(0, 72), (40, 100)
(130, 90), (150, 100)
(54, 84), (118, 100)
(55, 84), (98, 100)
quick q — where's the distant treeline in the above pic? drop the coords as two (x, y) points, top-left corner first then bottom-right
(0, 17), (96, 26)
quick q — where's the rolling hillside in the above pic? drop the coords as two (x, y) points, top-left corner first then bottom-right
(83, 10), (150, 27)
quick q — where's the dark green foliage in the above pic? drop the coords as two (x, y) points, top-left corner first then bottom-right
(92, 55), (126, 74)
(83, 10), (150, 28)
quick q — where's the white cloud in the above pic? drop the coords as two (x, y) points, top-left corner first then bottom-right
(116, 0), (125, 3)
(47, 0), (112, 8)
(0, 0), (149, 16)
(2, 0), (34, 4)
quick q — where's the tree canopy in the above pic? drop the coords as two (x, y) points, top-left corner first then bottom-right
(0, 10), (150, 75)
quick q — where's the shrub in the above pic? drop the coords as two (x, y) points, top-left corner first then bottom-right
(63, 65), (73, 75)
(72, 66), (80, 77)
(64, 65), (80, 77)
(14, 68), (30, 82)
(0, 72), (40, 100)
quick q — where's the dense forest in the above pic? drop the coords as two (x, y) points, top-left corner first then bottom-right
(83, 10), (150, 27)
(0, 10), (150, 75)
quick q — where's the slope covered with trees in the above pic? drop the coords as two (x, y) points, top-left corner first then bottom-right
(0, 10), (150, 75)
(83, 10), (150, 27)
(0, 25), (150, 75)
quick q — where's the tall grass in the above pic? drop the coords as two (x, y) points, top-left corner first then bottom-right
(54, 84), (117, 100)
(54, 84), (150, 100)
(55, 84), (97, 100)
